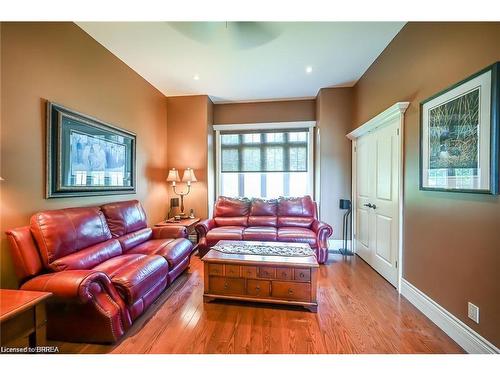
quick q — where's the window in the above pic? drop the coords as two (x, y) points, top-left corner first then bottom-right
(217, 128), (313, 198)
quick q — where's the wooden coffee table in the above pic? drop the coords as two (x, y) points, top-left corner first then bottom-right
(202, 241), (319, 312)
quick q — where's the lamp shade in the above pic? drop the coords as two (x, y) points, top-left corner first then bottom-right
(181, 168), (197, 183)
(166, 168), (180, 182)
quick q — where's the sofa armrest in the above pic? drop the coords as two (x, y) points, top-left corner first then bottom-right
(195, 219), (216, 238)
(194, 219), (216, 257)
(21, 270), (118, 304)
(312, 220), (333, 238)
(152, 226), (188, 239)
(311, 220), (333, 264)
(21, 269), (132, 342)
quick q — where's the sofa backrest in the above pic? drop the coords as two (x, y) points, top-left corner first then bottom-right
(30, 207), (120, 271)
(100, 200), (153, 252)
(248, 198), (278, 227)
(277, 196), (317, 228)
(100, 200), (148, 237)
(213, 197), (250, 227)
(212, 195), (318, 228)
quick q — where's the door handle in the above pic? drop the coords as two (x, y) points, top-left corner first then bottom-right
(363, 203), (377, 209)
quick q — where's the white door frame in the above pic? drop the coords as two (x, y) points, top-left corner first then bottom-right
(347, 102), (409, 292)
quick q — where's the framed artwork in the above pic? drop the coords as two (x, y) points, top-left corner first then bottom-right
(420, 62), (499, 194)
(46, 102), (136, 198)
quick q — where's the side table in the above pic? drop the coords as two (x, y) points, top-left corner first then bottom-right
(0, 289), (52, 348)
(155, 217), (201, 248)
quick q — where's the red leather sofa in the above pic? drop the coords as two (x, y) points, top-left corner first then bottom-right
(5, 200), (193, 343)
(195, 196), (333, 263)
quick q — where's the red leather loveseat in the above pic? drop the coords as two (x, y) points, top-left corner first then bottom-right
(195, 196), (333, 263)
(5, 200), (193, 343)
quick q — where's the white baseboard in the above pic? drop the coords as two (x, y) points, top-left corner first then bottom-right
(401, 279), (499, 354)
(328, 239), (352, 252)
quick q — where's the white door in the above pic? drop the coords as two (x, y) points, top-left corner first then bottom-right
(354, 133), (372, 261)
(355, 119), (400, 287)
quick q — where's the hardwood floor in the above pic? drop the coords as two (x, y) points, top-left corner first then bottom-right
(53, 253), (463, 354)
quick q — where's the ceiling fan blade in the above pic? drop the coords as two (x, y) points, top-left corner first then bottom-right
(228, 22), (283, 49)
(167, 22), (284, 49)
(167, 22), (222, 44)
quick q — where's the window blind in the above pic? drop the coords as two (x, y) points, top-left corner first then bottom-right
(220, 129), (308, 173)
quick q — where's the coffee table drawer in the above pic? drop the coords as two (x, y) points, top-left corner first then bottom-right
(241, 266), (257, 279)
(224, 264), (240, 278)
(258, 267), (276, 279)
(209, 276), (245, 295)
(294, 268), (311, 282)
(208, 264), (224, 276)
(271, 281), (310, 301)
(276, 267), (293, 280)
(247, 279), (271, 297)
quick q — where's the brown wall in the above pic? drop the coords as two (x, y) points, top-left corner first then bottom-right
(212, 96), (352, 240)
(316, 88), (353, 240)
(166, 95), (213, 219)
(353, 22), (500, 346)
(213, 99), (316, 124)
(0, 22), (169, 288)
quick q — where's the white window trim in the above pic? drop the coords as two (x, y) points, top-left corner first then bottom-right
(213, 121), (316, 132)
(214, 121), (316, 199)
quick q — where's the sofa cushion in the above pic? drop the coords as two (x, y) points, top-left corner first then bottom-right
(277, 196), (316, 228)
(277, 196), (316, 217)
(117, 228), (153, 252)
(277, 227), (317, 247)
(51, 239), (122, 271)
(126, 238), (192, 268)
(30, 207), (112, 267)
(243, 226), (277, 241)
(247, 198), (278, 227)
(277, 216), (315, 228)
(248, 216), (277, 227)
(93, 254), (168, 306)
(214, 216), (248, 227)
(250, 198), (278, 216)
(206, 226), (245, 245)
(100, 200), (148, 237)
(214, 196), (251, 217)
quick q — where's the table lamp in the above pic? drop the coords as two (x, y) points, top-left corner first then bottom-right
(167, 167), (197, 218)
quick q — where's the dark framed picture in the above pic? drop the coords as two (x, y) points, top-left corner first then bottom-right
(46, 102), (136, 198)
(420, 62), (499, 194)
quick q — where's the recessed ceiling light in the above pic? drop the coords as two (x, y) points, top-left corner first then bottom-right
(193, 74), (200, 80)
(305, 66), (313, 74)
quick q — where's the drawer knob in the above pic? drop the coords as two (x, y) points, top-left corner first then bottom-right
(299, 273), (305, 278)
(255, 286), (261, 292)
(288, 288), (294, 295)
(224, 282), (229, 289)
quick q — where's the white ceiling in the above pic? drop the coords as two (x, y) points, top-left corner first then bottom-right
(77, 22), (405, 103)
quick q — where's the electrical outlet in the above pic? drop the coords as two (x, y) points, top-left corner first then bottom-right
(467, 302), (480, 324)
